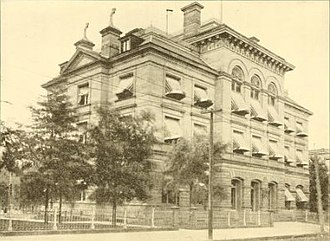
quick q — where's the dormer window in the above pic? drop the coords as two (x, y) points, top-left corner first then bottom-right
(116, 73), (134, 100)
(122, 39), (131, 52)
(194, 85), (213, 108)
(231, 66), (244, 94)
(165, 74), (185, 100)
(78, 83), (89, 106)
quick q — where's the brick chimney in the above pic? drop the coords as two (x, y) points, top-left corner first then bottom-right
(181, 2), (204, 39)
(100, 26), (122, 58)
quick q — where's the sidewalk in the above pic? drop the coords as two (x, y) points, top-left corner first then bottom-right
(0, 222), (328, 241)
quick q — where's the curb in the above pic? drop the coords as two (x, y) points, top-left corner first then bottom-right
(0, 227), (178, 236)
(214, 232), (329, 241)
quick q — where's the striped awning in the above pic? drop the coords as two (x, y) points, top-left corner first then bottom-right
(250, 99), (267, 122)
(285, 188), (295, 202)
(233, 132), (249, 152)
(296, 188), (308, 202)
(268, 107), (282, 127)
(231, 93), (249, 115)
(252, 136), (267, 156)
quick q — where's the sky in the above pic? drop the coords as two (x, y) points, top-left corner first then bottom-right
(1, 1), (329, 149)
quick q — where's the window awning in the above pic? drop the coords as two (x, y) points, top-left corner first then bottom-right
(165, 76), (185, 100)
(269, 141), (282, 160)
(285, 188), (295, 202)
(194, 86), (213, 108)
(252, 136), (267, 156)
(233, 132), (249, 153)
(250, 99), (267, 122)
(296, 188), (308, 202)
(116, 76), (134, 99)
(296, 150), (307, 166)
(194, 123), (207, 137)
(116, 76), (133, 93)
(284, 147), (295, 163)
(78, 85), (89, 95)
(268, 107), (282, 127)
(164, 117), (182, 140)
(296, 122), (308, 137)
(231, 93), (249, 115)
(284, 118), (295, 133)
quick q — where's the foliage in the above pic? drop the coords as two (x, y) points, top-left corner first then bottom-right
(309, 157), (329, 212)
(87, 104), (156, 225)
(165, 136), (227, 206)
(0, 122), (29, 173)
(21, 90), (92, 218)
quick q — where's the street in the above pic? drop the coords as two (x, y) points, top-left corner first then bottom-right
(0, 222), (327, 241)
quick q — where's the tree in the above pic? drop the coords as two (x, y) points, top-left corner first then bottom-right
(88, 105), (155, 227)
(310, 155), (328, 233)
(0, 122), (28, 172)
(0, 122), (30, 212)
(309, 156), (329, 212)
(165, 136), (227, 207)
(24, 91), (92, 223)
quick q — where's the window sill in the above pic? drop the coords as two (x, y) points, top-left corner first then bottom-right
(115, 95), (136, 102)
(76, 103), (91, 108)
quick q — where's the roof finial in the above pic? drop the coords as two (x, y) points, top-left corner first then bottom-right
(110, 8), (116, 27)
(84, 23), (89, 40)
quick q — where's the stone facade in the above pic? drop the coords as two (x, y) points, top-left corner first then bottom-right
(42, 2), (312, 211)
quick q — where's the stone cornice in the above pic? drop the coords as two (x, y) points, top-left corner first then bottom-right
(189, 24), (294, 76)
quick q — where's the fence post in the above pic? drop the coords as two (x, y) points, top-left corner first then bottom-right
(227, 211), (231, 227)
(269, 211), (273, 226)
(151, 207), (155, 228)
(7, 209), (12, 231)
(171, 206), (179, 228)
(257, 210), (261, 226)
(90, 208), (95, 230)
(123, 208), (127, 229)
(243, 209), (246, 226)
(53, 208), (57, 231)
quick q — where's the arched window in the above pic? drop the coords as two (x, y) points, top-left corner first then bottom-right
(231, 178), (243, 210)
(251, 180), (261, 211)
(231, 66), (244, 93)
(268, 182), (278, 210)
(268, 83), (277, 106)
(250, 75), (261, 101)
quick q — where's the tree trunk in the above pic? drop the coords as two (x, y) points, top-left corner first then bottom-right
(59, 193), (62, 224)
(44, 188), (49, 224)
(314, 156), (325, 233)
(112, 197), (117, 227)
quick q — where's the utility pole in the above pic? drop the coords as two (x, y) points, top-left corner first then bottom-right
(201, 108), (222, 241)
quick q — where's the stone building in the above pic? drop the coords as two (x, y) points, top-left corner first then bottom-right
(42, 2), (312, 211)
